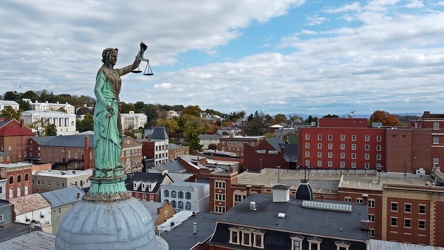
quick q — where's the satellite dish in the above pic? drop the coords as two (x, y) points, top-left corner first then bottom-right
(347, 111), (355, 118)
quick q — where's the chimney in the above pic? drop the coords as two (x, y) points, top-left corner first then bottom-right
(249, 201), (257, 211)
(77, 193), (80, 199)
(84, 136), (90, 170)
(193, 222), (197, 234)
(20, 119), (24, 127)
(246, 185), (252, 196)
(361, 219), (370, 230)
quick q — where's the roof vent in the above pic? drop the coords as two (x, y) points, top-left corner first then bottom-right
(277, 213), (286, 219)
(250, 201), (257, 211)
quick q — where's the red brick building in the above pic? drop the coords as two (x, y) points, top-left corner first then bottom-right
(298, 118), (386, 171)
(0, 162), (33, 199)
(219, 135), (263, 157)
(0, 119), (35, 163)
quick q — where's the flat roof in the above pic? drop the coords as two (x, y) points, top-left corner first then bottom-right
(0, 162), (32, 168)
(33, 169), (92, 178)
(237, 168), (434, 193)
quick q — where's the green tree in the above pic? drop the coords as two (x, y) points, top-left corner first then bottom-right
(1, 106), (22, 121)
(76, 113), (94, 132)
(44, 124), (58, 136)
(157, 118), (179, 134)
(323, 114), (339, 118)
(183, 115), (210, 152)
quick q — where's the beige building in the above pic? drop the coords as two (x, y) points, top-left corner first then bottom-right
(32, 169), (92, 193)
(121, 111), (147, 130)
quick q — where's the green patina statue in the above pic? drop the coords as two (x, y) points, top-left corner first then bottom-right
(84, 42), (147, 201)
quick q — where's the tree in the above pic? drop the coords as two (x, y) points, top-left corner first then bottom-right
(44, 123), (58, 136)
(323, 114), (339, 118)
(183, 115), (210, 152)
(77, 113), (94, 132)
(273, 114), (287, 124)
(182, 105), (201, 117)
(1, 106), (22, 120)
(369, 110), (398, 126)
(157, 118), (179, 134)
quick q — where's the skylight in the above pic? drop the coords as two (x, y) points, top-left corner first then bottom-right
(302, 200), (352, 213)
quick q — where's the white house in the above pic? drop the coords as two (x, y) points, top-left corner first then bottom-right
(121, 111), (147, 130)
(9, 193), (52, 233)
(26, 100), (75, 114)
(0, 100), (20, 111)
(161, 182), (210, 212)
(21, 110), (77, 135)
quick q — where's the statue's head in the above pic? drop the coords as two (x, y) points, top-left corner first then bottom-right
(102, 48), (118, 65)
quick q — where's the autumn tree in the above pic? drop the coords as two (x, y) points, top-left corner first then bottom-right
(182, 105), (201, 117)
(368, 110), (398, 126)
(1, 106), (22, 121)
(273, 114), (287, 124)
(157, 118), (179, 134)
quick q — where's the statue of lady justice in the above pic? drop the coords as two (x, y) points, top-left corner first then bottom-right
(87, 42), (147, 199)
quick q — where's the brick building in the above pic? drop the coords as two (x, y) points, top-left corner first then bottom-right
(219, 135), (263, 157)
(28, 133), (94, 171)
(120, 136), (143, 173)
(0, 119), (35, 163)
(0, 162), (33, 199)
(298, 118), (386, 171)
(243, 137), (297, 172)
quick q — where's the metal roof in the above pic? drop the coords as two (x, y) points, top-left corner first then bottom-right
(151, 127), (168, 140)
(9, 193), (51, 215)
(41, 186), (85, 207)
(39, 133), (94, 147)
(0, 230), (56, 250)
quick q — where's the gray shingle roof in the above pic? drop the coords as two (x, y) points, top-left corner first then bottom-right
(41, 186), (85, 207)
(38, 134), (94, 147)
(161, 212), (220, 250)
(151, 127), (168, 140)
(215, 193), (369, 241)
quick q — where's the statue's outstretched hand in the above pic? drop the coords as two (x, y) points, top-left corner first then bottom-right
(140, 42), (148, 53)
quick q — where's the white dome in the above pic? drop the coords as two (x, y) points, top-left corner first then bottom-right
(55, 198), (158, 250)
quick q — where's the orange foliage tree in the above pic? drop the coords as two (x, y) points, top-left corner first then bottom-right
(368, 110), (398, 126)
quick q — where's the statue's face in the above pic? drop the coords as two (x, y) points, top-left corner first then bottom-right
(110, 50), (118, 65)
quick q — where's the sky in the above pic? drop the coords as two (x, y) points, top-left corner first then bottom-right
(1, 0), (444, 117)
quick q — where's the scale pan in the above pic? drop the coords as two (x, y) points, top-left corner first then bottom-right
(143, 72), (154, 76)
(131, 70), (142, 73)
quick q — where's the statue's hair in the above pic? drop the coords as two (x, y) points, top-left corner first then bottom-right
(101, 48), (118, 64)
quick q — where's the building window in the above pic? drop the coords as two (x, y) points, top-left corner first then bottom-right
(365, 162), (370, 169)
(376, 145), (381, 151)
(229, 228), (240, 245)
(340, 153), (345, 159)
(433, 137), (439, 144)
(391, 202), (398, 212)
(369, 214), (375, 222)
(434, 158), (439, 165)
(305, 151), (310, 157)
(351, 153), (356, 159)
(356, 198), (363, 204)
(365, 153), (370, 160)
(215, 180), (226, 189)
(308, 237), (322, 250)
(404, 219), (411, 228)
(365, 144), (370, 151)
(171, 191), (176, 198)
(185, 192), (191, 199)
(328, 152), (332, 158)
(351, 135), (356, 141)
(340, 161), (345, 168)
(215, 206), (225, 213)
(335, 241), (351, 250)
(317, 143), (322, 149)
(178, 191), (184, 199)
(317, 134), (322, 140)
(376, 154), (381, 160)
(253, 231), (265, 248)
(290, 236), (304, 250)
(185, 202), (191, 210)
(0, 214), (3, 222)
(433, 122), (439, 130)
(365, 135), (370, 141)
(351, 162), (356, 168)
(9, 176), (13, 184)
(178, 201), (184, 209)
(419, 204), (426, 214)
(317, 160), (322, 167)
(241, 229), (251, 247)
(328, 134), (333, 140)
(305, 134), (310, 140)
(17, 175), (21, 183)
(391, 217), (398, 227)
(419, 220), (426, 230)
(216, 193), (226, 201)
(317, 152), (322, 158)
(328, 161), (333, 167)
(351, 144), (356, 150)
(344, 197), (352, 202)
(328, 143), (333, 149)
(340, 144), (345, 150)
(368, 199), (375, 208)
(172, 200), (176, 208)
(376, 135), (381, 142)
(340, 135), (345, 141)
(405, 203), (412, 213)
(369, 229), (375, 237)
(9, 188), (13, 198)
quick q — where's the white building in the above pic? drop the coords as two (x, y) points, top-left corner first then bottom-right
(151, 127), (169, 165)
(161, 182), (210, 212)
(26, 100), (75, 114)
(9, 193), (52, 233)
(21, 110), (77, 135)
(32, 169), (92, 193)
(0, 100), (20, 111)
(121, 111), (147, 130)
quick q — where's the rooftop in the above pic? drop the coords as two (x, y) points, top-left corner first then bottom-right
(33, 169), (93, 178)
